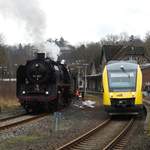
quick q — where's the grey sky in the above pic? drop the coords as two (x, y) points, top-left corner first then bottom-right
(0, 0), (150, 45)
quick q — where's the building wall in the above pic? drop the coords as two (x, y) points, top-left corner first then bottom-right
(142, 67), (150, 88)
(87, 76), (102, 92)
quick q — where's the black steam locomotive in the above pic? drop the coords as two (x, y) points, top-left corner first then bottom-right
(16, 53), (73, 113)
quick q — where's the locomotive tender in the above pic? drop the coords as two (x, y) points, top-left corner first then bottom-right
(102, 61), (143, 115)
(16, 53), (72, 113)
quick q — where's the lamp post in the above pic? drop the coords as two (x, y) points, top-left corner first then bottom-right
(0, 66), (2, 80)
(69, 62), (88, 94)
(77, 66), (82, 89)
(83, 64), (88, 94)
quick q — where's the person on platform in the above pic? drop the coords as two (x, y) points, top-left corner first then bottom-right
(75, 88), (80, 100)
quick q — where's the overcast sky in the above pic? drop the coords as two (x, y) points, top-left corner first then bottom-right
(0, 0), (150, 45)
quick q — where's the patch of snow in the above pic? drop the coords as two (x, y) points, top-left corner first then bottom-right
(82, 100), (96, 108)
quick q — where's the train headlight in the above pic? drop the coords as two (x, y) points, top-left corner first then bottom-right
(132, 92), (135, 97)
(45, 91), (49, 95)
(22, 91), (26, 94)
(110, 93), (113, 98)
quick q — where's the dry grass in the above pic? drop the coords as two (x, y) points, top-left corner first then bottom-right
(0, 81), (20, 110)
(0, 98), (19, 110)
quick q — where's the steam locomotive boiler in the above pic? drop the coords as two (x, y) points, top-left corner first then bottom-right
(16, 53), (72, 113)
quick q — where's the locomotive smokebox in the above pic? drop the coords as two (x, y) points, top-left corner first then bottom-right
(36, 53), (45, 59)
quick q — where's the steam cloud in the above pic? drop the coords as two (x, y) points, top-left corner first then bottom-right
(35, 41), (60, 61)
(0, 0), (46, 42)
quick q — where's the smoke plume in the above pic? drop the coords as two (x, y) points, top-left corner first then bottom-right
(0, 0), (46, 42)
(35, 41), (60, 61)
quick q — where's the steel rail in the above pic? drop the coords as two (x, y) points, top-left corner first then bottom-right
(0, 113), (27, 122)
(103, 118), (134, 150)
(0, 113), (48, 131)
(56, 119), (111, 150)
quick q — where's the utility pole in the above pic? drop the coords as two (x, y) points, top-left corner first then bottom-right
(83, 64), (88, 94)
(77, 66), (81, 89)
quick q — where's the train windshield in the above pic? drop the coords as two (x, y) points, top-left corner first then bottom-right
(108, 70), (136, 92)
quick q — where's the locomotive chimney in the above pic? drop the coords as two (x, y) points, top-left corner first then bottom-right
(36, 53), (45, 59)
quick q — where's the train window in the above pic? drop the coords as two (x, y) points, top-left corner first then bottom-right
(110, 72), (134, 78)
(108, 70), (136, 92)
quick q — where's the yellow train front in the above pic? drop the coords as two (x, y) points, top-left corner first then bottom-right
(102, 61), (143, 115)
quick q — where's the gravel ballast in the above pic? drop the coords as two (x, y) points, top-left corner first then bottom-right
(0, 99), (107, 150)
(125, 118), (150, 150)
(0, 98), (150, 150)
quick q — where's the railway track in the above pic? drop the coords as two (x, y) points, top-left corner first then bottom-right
(0, 113), (48, 131)
(57, 118), (135, 150)
(0, 106), (26, 121)
(0, 113), (27, 122)
(103, 118), (134, 150)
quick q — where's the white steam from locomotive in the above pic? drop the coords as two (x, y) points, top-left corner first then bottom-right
(35, 41), (60, 61)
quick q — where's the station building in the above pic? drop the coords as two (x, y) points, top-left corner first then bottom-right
(86, 45), (150, 92)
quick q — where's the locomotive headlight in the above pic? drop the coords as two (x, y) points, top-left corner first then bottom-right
(35, 64), (39, 67)
(22, 91), (26, 94)
(45, 91), (49, 95)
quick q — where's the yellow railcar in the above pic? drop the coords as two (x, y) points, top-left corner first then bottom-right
(102, 61), (143, 115)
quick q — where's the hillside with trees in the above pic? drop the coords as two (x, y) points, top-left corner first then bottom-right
(0, 33), (150, 78)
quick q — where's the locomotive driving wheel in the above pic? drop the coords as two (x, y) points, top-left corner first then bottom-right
(23, 101), (41, 114)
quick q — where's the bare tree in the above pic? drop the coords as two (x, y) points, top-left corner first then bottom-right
(144, 32), (150, 56)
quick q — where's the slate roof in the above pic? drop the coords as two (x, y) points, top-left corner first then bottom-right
(100, 45), (150, 64)
(101, 45), (123, 62)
